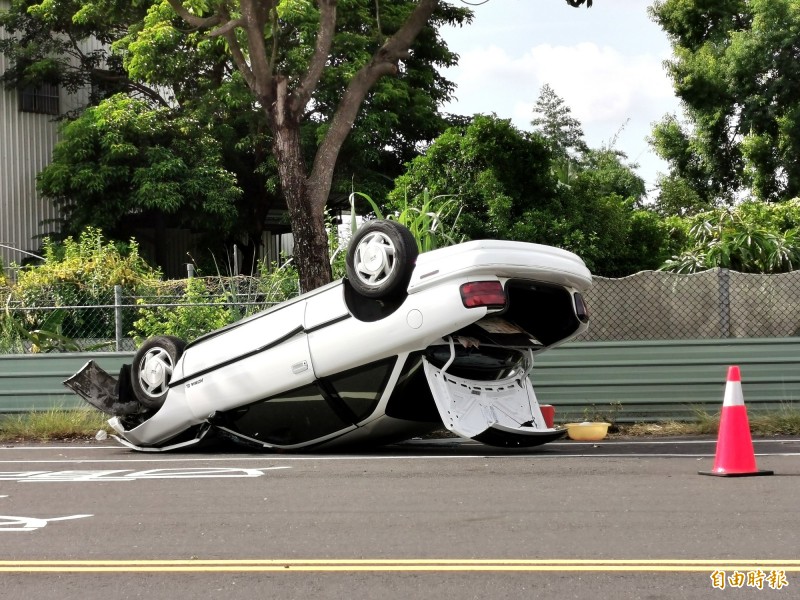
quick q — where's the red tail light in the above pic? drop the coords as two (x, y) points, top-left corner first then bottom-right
(460, 281), (506, 308)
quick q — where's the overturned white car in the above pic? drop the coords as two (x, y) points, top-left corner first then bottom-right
(66, 220), (591, 452)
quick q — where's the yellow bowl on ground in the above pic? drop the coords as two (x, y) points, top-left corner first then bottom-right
(564, 422), (609, 441)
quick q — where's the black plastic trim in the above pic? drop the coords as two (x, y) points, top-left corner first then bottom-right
(305, 313), (351, 334)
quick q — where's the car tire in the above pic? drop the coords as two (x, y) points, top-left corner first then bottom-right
(346, 220), (418, 299)
(131, 335), (186, 409)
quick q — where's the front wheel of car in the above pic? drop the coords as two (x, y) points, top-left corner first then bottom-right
(346, 220), (418, 299)
(131, 335), (186, 409)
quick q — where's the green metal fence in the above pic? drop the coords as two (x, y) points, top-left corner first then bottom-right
(0, 353), (131, 412)
(532, 338), (800, 422)
(2, 338), (799, 421)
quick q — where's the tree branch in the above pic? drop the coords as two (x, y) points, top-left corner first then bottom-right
(166, 0), (225, 29)
(307, 0), (440, 208)
(167, 1), (259, 95)
(290, 0), (337, 115)
(240, 0), (276, 103)
(209, 17), (245, 37)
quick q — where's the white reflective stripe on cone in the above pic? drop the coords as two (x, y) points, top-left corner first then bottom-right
(722, 366), (745, 408)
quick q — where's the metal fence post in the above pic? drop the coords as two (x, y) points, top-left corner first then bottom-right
(114, 285), (123, 351)
(718, 268), (731, 338)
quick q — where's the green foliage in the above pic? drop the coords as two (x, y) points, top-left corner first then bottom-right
(13, 227), (158, 296)
(389, 115), (559, 242)
(0, 312), (25, 354)
(651, 0), (800, 203)
(560, 149), (675, 275)
(38, 94), (241, 236)
(352, 189), (463, 253)
(254, 260), (301, 303)
(652, 172), (716, 217)
(531, 83), (589, 160)
(661, 199), (800, 273)
(131, 277), (235, 343)
(11, 227), (159, 340)
(131, 263), (300, 343)
(4, 308), (112, 353)
(389, 114), (673, 276)
(0, 408), (109, 442)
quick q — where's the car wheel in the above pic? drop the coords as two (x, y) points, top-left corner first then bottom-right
(346, 220), (418, 299)
(131, 336), (186, 409)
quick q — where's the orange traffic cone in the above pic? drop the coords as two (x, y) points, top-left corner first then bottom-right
(699, 366), (773, 477)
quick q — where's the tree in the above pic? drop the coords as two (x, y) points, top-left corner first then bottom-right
(388, 115), (559, 240)
(156, 0), (593, 291)
(150, 0), (461, 291)
(564, 149), (674, 275)
(36, 95), (243, 266)
(2, 0), (594, 290)
(531, 83), (589, 160)
(388, 114), (670, 276)
(650, 0), (800, 203)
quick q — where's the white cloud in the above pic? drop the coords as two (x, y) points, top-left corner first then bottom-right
(444, 42), (674, 130)
(440, 40), (680, 190)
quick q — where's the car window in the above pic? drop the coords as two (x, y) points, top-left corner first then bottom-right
(327, 357), (396, 422)
(225, 384), (351, 446)
(222, 357), (397, 446)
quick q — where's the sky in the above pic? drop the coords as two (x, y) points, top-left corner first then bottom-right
(438, 0), (683, 196)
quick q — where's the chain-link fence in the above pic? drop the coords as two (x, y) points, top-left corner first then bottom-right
(2, 268), (800, 353)
(0, 276), (290, 354)
(578, 268), (800, 341)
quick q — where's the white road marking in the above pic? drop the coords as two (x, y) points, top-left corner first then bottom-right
(0, 514), (92, 532)
(0, 467), (291, 482)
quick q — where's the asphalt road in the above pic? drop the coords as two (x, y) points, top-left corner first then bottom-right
(1, 437), (799, 599)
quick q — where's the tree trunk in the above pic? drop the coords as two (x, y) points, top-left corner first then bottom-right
(269, 107), (332, 293)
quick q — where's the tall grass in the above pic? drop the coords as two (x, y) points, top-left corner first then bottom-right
(350, 189), (463, 253)
(0, 408), (108, 442)
(620, 405), (800, 437)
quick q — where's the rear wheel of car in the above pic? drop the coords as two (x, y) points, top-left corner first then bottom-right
(346, 220), (418, 299)
(131, 336), (186, 409)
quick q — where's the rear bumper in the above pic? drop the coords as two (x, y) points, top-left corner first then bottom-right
(408, 240), (592, 294)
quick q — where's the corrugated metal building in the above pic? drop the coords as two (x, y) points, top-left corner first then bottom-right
(0, 1), (92, 278)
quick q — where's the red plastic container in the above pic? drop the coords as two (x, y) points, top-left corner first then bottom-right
(540, 404), (555, 428)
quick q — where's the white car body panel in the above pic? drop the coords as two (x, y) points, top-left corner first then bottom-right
(408, 240), (590, 293)
(424, 353), (545, 438)
(306, 280), (488, 379)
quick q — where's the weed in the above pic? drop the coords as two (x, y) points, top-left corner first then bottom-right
(581, 401), (624, 431)
(618, 405), (800, 437)
(0, 408), (109, 442)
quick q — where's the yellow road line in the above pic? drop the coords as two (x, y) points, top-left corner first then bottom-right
(1, 559), (799, 573)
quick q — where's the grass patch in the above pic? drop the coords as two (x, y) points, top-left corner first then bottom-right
(0, 408), (109, 442)
(617, 406), (800, 437)
(1, 406), (799, 443)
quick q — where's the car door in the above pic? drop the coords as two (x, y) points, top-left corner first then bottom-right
(180, 299), (314, 416)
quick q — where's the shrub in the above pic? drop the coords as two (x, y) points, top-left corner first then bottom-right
(10, 228), (160, 341)
(131, 277), (236, 344)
